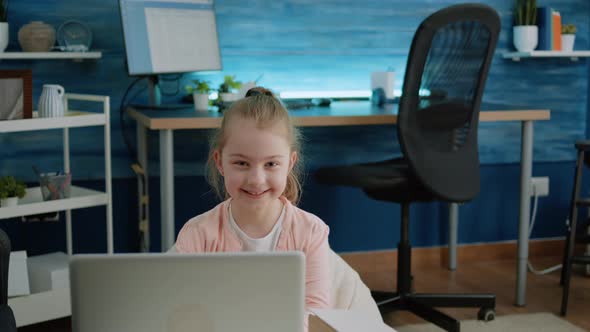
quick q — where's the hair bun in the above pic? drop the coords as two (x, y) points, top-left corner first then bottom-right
(245, 87), (275, 98)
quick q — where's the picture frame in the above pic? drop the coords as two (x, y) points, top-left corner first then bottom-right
(0, 70), (33, 121)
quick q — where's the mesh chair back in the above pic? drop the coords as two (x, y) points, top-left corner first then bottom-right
(397, 4), (500, 202)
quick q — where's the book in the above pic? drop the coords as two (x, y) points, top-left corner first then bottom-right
(536, 7), (553, 50)
(552, 10), (562, 50)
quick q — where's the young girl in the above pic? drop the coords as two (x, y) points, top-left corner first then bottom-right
(175, 87), (331, 324)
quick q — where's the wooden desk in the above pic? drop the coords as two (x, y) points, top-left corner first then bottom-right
(129, 101), (549, 129)
(128, 101), (550, 307)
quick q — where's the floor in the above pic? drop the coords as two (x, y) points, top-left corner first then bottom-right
(17, 256), (590, 331)
(379, 256), (590, 331)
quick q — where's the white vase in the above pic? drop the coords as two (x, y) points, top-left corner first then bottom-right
(561, 34), (575, 52)
(0, 22), (8, 52)
(0, 197), (18, 207)
(193, 92), (209, 112)
(219, 92), (240, 103)
(513, 26), (538, 52)
(38, 84), (65, 118)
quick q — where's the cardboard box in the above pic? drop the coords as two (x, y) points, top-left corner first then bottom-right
(309, 308), (396, 332)
(27, 252), (69, 293)
(8, 251), (30, 297)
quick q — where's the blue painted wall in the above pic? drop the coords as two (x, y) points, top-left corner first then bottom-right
(0, 0), (589, 253)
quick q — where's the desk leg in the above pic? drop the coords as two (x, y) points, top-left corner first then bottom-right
(160, 129), (175, 252)
(137, 123), (150, 252)
(448, 203), (458, 271)
(516, 120), (533, 306)
(104, 101), (113, 254)
(64, 128), (72, 255)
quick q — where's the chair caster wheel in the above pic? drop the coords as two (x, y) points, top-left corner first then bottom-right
(478, 308), (495, 322)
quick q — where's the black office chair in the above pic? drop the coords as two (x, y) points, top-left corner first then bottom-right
(0, 228), (17, 332)
(560, 140), (590, 316)
(315, 4), (500, 332)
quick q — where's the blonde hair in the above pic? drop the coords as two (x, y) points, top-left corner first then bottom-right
(206, 87), (304, 204)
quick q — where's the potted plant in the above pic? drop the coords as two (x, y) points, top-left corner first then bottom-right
(513, 0), (537, 52)
(0, 0), (9, 52)
(0, 176), (26, 207)
(186, 79), (211, 112)
(561, 24), (576, 52)
(218, 75), (242, 103)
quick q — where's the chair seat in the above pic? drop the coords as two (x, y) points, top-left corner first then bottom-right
(316, 158), (437, 203)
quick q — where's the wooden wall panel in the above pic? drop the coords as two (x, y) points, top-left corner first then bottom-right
(0, 0), (587, 181)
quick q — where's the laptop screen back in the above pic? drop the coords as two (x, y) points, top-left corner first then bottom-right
(70, 252), (305, 332)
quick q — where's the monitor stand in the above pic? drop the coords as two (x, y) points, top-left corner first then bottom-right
(148, 75), (161, 106)
(132, 75), (186, 110)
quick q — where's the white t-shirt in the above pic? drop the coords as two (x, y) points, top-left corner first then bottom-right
(228, 203), (285, 252)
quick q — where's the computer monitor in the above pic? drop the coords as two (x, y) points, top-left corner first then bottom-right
(119, 0), (222, 76)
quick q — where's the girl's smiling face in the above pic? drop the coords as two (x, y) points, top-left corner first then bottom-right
(214, 117), (297, 208)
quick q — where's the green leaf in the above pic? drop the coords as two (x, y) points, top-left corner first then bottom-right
(219, 75), (242, 92)
(0, 176), (26, 199)
(514, 0), (537, 26)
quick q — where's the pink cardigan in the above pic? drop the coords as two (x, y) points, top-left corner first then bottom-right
(176, 196), (332, 312)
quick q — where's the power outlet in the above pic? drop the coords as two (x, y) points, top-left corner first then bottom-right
(530, 177), (549, 197)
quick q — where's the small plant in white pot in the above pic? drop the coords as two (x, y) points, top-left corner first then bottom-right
(217, 75), (242, 103)
(186, 79), (211, 112)
(0, 176), (26, 207)
(513, 0), (538, 52)
(561, 24), (576, 52)
(0, 0), (9, 52)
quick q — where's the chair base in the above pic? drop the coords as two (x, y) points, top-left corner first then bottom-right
(372, 291), (496, 332)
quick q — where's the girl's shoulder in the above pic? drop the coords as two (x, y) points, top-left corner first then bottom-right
(178, 200), (228, 236)
(284, 199), (329, 233)
(176, 200), (232, 252)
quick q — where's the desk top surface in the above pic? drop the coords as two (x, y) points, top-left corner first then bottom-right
(127, 101), (551, 130)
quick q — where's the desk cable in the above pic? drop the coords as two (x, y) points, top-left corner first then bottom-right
(119, 77), (150, 252)
(527, 188), (562, 275)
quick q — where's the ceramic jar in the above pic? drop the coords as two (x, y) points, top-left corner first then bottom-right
(38, 84), (65, 118)
(18, 21), (56, 52)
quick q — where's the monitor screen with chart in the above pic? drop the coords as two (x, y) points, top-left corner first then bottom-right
(119, 0), (222, 76)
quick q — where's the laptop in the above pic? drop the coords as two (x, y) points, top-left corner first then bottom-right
(70, 252), (305, 332)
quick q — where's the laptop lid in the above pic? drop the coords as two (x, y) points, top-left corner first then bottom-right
(70, 252), (305, 332)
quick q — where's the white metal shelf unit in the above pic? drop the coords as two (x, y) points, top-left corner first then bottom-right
(0, 93), (113, 255)
(2, 93), (112, 327)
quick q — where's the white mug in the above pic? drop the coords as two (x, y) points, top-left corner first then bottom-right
(371, 71), (395, 100)
(38, 84), (65, 118)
